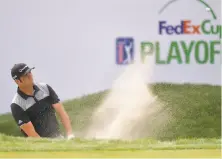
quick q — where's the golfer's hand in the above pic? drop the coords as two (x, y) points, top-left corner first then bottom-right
(67, 134), (75, 140)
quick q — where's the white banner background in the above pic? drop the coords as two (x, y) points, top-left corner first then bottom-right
(0, 0), (221, 114)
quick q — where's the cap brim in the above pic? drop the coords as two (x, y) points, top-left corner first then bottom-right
(24, 67), (35, 75)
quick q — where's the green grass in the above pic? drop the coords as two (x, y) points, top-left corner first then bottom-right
(0, 83), (221, 139)
(0, 150), (221, 158)
(0, 83), (221, 158)
(0, 134), (221, 157)
(0, 133), (221, 151)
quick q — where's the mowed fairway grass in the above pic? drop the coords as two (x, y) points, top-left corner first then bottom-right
(0, 136), (221, 158)
(0, 83), (221, 158)
(1, 150), (221, 158)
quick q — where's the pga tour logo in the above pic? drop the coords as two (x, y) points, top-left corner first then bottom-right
(116, 37), (134, 65)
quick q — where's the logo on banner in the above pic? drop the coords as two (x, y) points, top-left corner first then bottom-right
(116, 37), (134, 65)
(158, 0), (221, 37)
(141, 0), (221, 65)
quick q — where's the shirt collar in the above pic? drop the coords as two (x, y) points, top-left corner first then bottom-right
(17, 84), (40, 100)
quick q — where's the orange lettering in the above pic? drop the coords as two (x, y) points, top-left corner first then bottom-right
(183, 20), (191, 34)
(192, 25), (200, 34)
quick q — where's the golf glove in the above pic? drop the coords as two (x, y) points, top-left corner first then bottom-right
(67, 134), (75, 140)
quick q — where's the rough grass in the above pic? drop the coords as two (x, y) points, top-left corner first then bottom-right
(0, 83), (221, 140)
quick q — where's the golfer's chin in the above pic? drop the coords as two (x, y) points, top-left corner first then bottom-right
(27, 81), (34, 88)
(30, 79), (35, 85)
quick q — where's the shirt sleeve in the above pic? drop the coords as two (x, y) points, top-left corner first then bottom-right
(47, 84), (60, 104)
(10, 103), (30, 126)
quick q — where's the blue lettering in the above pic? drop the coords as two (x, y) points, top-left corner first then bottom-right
(166, 25), (174, 35)
(159, 21), (184, 35)
(174, 21), (184, 34)
(159, 21), (167, 34)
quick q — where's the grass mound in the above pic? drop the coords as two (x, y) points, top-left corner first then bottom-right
(0, 83), (221, 140)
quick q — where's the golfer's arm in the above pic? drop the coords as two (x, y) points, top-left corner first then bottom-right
(20, 122), (40, 137)
(53, 103), (73, 136)
(53, 103), (73, 135)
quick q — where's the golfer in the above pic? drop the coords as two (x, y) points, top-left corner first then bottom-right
(10, 63), (74, 139)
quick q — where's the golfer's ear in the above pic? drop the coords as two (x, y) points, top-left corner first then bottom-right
(15, 79), (22, 84)
(14, 79), (19, 84)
